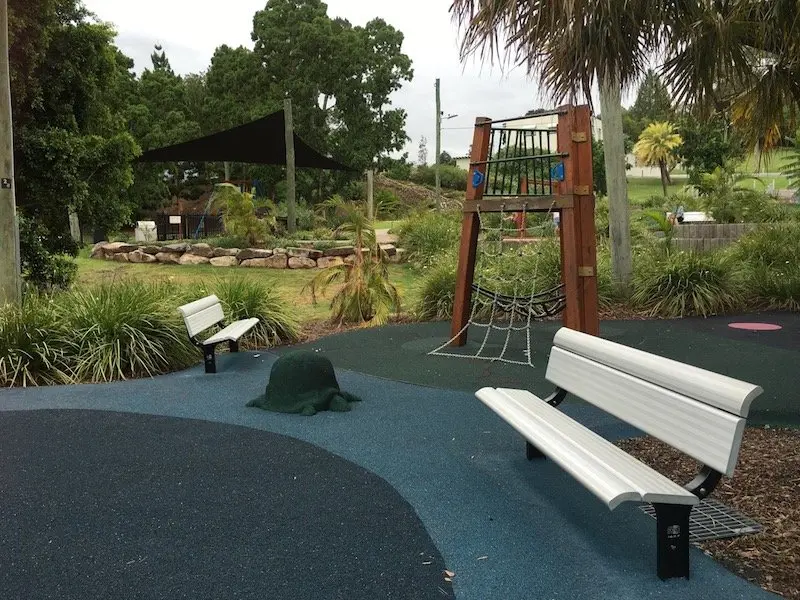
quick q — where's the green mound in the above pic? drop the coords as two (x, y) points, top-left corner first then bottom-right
(247, 351), (362, 416)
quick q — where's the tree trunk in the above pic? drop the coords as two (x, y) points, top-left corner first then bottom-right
(659, 160), (668, 196)
(224, 161), (231, 182)
(599, 74), (632, 289)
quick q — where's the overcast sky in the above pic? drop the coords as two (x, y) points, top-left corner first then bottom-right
(83, 0), (607, 159)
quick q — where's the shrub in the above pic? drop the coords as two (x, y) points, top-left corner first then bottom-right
(206, 278), (300, 348)
(305, 207), (400, 326)
(595, 195), (609, 238)
(375, 189), (404, 219)
(18, 214), (77, 291)
(213, 183), (268, 245)
(64, 280), (197, 382)
(0, 295), (73, 386)
(631, 251), (743, 317)
(203, 235), (249, 249)
(398, 210), (461, 269)
(732, 223), (800, 310)
(416, 261), (457, 320)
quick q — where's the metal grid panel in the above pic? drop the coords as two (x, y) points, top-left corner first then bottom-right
(640, 498), (763, 543)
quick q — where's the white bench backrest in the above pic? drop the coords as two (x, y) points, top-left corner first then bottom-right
(545, 328), (763, 476)
(177, 295), (225, 338)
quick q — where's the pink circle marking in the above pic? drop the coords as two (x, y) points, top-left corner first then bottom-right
(728, 322), (783, 331)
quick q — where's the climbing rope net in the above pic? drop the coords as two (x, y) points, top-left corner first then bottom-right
(429, 204), (566, 366)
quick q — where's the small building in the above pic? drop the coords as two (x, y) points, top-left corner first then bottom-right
(454, 155), (471, 171)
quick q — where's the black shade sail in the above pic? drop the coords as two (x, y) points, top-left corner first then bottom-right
(138, 109), (354, 171)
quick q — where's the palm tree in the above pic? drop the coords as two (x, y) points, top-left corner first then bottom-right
(633, 122), (682, 196)
(449, 0), (800, 288)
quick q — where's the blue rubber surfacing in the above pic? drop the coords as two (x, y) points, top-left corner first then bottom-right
(0, 352), (778, 600)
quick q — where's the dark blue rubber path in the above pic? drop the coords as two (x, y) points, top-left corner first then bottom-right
(0, 350), (778, 599)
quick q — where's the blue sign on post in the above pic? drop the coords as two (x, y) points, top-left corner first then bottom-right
(550, 162), (565, 182)
(472, 170), (485, 189)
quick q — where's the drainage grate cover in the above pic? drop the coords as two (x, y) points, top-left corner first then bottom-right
(640, 498), (763, 543)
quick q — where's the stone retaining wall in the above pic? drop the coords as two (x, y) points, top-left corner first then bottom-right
(672, 223), (756, 252)
(91, 241), (404, 269)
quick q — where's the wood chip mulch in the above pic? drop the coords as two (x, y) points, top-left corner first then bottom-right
(617, 428), (800, 599)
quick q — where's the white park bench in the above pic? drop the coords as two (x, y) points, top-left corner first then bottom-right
(476, 327), (762, 580)
(178, 295), (259, 374)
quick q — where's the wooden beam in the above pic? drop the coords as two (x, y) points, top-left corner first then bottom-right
(557, 106), (581, 332)
(451, 117), (491, 346)
(573, 105), (599, 335)
(463, 196), (573, 213)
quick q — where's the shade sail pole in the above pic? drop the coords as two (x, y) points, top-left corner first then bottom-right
(284, 97), (297, 234)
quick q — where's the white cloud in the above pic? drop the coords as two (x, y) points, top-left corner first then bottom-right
(84, 0), (580, 159)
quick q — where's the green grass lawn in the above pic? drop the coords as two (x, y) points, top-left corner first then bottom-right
(76, 257), (423, 325)
(625, 177), (686, 204)
(373, 219), (402, 231)
(742, 147), (794, 173)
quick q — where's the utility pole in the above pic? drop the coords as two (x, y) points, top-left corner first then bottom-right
(435, 78), (441, 197)
(365, 169), (374, 220)
(283, 97), (296, 234)
(0, 0), (21, 305)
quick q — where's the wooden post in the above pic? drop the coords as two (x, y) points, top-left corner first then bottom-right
(0, 0), (21, 305)
(557, 105), (598, 335)
(284, 97), (297, 234)
(366, 169), (374, 220)
(434, 78), (441, 198)
(450, 117), (491, 346)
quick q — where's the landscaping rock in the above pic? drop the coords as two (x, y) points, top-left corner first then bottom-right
(128, 250), (157, 264)
(288, 247), (323, 260)
(344, 254), (358, 265)
(323, 246), (354, 257)
(188, 243), (214, 257)
(273, 247), (286, 255)
(104, 241), (137, 254)
(162, 243), (189, 253)
(237, 248), (273, 260)
(316, 256), (344, 269)
(379, 243), (397, 257)
(265, 253), (288, 268)
(288, 256), (317, 269)
(155, 252), (181, 264)
(90, 241), (108, 258)
(210, 256), (238, 267)
(179, 253), (210, 265)
(213, 247), (239, 257)
(112, 252), (130, 262)
(140, 245), (161, 255)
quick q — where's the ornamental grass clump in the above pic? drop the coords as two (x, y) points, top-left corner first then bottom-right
(632, 250), (743, 317)
(65, 280), (197, 382)
(204, 277), (300, 348)
(0, 295), (73, 387)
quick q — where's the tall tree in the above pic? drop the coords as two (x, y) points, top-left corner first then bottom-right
(10, 0), (139, 247)
(623, 69), (674, 141)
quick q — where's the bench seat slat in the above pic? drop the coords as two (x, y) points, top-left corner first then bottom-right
(552, 328), (762, 418)
(477, 387), (698, 509)
(545, 347), (747, 476)
(182, 304), (226, 338)
(204, 318), (259, 345)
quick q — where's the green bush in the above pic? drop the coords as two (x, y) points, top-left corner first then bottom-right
(732, 223), (800, 310)
(415, 260), (458, 320)
(631, 251), (743, 317)
(18, 214), (77, 291)
(0, 295), (73, 386)
(205, 278), (300, 348)
(203, 235), (249, 249)
(375, 189), (404, 219)
(409, 165), (468, 190)
(398, 210), (461, 269)
(65, 281), (197, 382)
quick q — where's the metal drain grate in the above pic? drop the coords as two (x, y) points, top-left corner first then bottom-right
(640, 498), (763, 543)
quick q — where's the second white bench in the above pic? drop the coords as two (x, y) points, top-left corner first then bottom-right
(178, 295), (259, 373)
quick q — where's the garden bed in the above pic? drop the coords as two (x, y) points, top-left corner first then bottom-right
(617, 428), (800, 599)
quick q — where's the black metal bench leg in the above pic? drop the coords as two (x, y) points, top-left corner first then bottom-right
(526, 441), (545, 460)
(203, 344), (217, 374)
(653, 503), (692, 580)
(228, 340), (239, 353)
